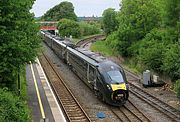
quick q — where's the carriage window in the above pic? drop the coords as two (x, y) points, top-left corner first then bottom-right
(107, 71), (124, 84)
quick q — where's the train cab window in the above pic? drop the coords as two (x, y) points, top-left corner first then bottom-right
(107, 71), (124, 84)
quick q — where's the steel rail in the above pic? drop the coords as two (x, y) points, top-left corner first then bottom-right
(39, 53), (91, 122)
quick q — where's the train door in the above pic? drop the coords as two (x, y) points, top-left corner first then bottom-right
(95, 71), (106, 101)
(87, 65), (96, 89)
(96, 71), (103, 90)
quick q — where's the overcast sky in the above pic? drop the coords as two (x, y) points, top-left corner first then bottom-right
(31, 0), (120, 17)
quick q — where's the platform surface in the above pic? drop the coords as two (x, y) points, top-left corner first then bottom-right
(26, 59), (66, 122)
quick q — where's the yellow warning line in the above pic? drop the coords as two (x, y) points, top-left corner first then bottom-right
(30, 62), (46, 119)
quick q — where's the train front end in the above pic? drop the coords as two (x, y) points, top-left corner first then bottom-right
(98, 61), (129, 106)
(109, 83), (129, 106)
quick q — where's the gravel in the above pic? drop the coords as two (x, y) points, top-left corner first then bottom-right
(42, 43), (120, 122)
(42, 42), (180, 122)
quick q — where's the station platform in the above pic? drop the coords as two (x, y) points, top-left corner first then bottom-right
(26, 59), (66, 122)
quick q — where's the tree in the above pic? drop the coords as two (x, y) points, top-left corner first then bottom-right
(0, 0), (40, 88)
(117, 0), (161, 56)
(58, 19), (80, 38)
(165, 0), (180, 27)
(102, 8), (118, 35)
(42, 1), (77, 21)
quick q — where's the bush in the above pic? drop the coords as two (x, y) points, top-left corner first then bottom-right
(133, 28), (169, 72)
(138, 40), (165, 72)
(174, 80), (180, 97)
(105, 31), (119, 50)
(162, 43), (180, 80)
(0, 88), (30, 122)
(79, 22), (100, 36)
(130, 28), (180, 81)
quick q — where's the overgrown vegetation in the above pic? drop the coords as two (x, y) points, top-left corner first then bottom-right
(92, 0), (180, 96)
(0, 67), (30, 121)
(0, 88), (30, 122)
(101, 0), (180, 82)
(0, 0), (40, 120)
(79, 21), (101, 36)
(57, 19), (101, 38)
(0, 0), (41, 88)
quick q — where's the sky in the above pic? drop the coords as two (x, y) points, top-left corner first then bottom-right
(31, 0), (120, 17)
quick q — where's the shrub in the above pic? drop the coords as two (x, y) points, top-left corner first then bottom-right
(162, 43), (180, 81)
(0, 88), (30, 122)
(134, 28), (168, 72)
(138, 40), (165, 72)
(105, 31), (119, 50)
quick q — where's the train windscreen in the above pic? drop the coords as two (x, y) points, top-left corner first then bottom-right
(107, 71), (124, 84)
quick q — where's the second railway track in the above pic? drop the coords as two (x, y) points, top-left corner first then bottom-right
(125, 70), (180, 122)
(39, 53), (91, 122)
(76, 34), (105, 48)
(110, 100), (151, 122)
(76, 36), (180, 122)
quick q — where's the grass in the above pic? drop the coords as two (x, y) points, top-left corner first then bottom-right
(122, 58), (144, 75)
(90, 40), (118, 57)
(19, 67), (28, 100)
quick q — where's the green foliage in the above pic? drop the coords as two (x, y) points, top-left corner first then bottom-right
(100, 0), (179, 81)
(102, 8), (118, 35)
(0, 88), (30, 122)
(19, 67), (28, 100)
(105, 31), (119, 51)
(42, 1), (77, 21)
(130, 27), (180, 80)
(174, 80), (180, 97)
(79, 21), (101, 36)
(87, 21), (101, 29)
(58, 19), (80, 38)
(162, 43), (180, 80)
(117, 0), (161, 56)
(164, 0), (180, 27)
(139, 40), (165, 72)
(0, 0), (41, 88)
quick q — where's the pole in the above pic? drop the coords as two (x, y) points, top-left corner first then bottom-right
(18, 66), (20, 96)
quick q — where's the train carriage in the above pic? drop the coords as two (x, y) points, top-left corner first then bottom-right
(41, 31), (129, 106)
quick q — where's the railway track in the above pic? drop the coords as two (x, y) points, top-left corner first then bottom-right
(110, 100), (151, 122)
(77, 36), (180, 122)
(125, 70), (180, 122)
(39, 53), (91, 122)
(76, 34), (105, 48)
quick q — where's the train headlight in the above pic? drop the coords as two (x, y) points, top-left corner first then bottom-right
(107, 85), (112, 90)
(126, 84), (129, 89)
